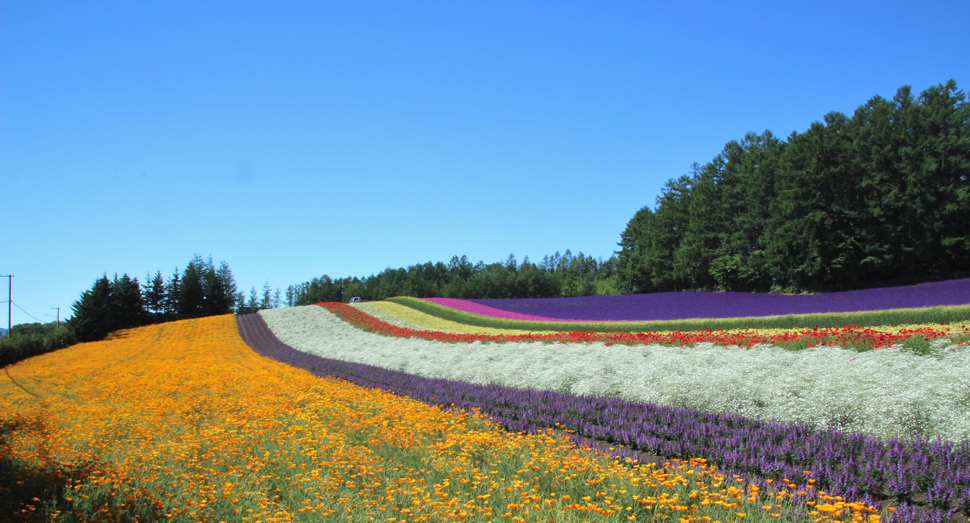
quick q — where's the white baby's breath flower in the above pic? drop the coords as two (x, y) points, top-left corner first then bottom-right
(261, 306), (970, 442)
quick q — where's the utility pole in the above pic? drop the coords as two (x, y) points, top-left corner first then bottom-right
(52, 307), (61, 329)
(1, 275), (10, 336)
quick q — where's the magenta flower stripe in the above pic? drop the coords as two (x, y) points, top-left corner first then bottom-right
(423, 297), (580, 322)
(442, 278), (970, 322)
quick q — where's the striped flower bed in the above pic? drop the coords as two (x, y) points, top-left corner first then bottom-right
(357, 300), (970, 345)
(333, 301), (969, 352)
(251, 308), (970, 523)
(264, 305), (970, 442)
(426, 297), (571, 321)
(2, 315), (855, 523)
(448, 278), (970, 322)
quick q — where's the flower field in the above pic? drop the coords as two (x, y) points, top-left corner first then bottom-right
(444, 279), (970, 322)
(392, 297), (970, 335)
(263, 305), (970, 442)
(250, 307), (970, 523)
(426, 298), (570, 322)
(352, 300), (970, 345)
(354, 301), (449, 331)
(344, 299), (970, 353)
(0, 315), (885, 523)
(353, 301), (557, 335)
(2, 281), (969, 523)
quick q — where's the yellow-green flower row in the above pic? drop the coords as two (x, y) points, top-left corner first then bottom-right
(354, 301), (556, 335)
(353, 300), (970, 340)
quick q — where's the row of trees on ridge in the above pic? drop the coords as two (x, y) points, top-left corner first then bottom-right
(67, 255), (283, 342)
(287, 251), (620, 305)
(616, 80), (969, 293)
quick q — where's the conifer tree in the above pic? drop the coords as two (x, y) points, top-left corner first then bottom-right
(234, 291), (249, 314)
(67, 275), (114, 342)
(164, 267), (181, 321)
(179, 256), (205, 319)
(215, 261), (238, 314)
(143, 270), (166, 322)
(111, 273), (145, 331)
(247, 287), (260, 312)
(260, 282), (273, 309)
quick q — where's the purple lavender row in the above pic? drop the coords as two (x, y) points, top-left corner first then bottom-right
(467, 278), (970, 321)
(236, 314), (969, 523)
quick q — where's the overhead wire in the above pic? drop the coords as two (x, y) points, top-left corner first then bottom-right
(11, 301), (46, 323)
(13, 282), (54, 312)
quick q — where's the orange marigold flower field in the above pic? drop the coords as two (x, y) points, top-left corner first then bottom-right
(0, 315), (880, 522)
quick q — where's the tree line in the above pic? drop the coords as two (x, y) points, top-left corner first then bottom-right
(616, 80), (969, 294)
(286, 251), (621, 305)
(67, 255), (283, 343)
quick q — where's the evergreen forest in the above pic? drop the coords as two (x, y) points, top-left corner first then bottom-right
(67, 255), (251, 342)
(286, 250), (620, 305)
(616, 80), (969, 293)
(288, 80), (969, 301)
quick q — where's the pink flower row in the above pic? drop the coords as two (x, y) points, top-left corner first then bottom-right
(424, 297), (579, 322)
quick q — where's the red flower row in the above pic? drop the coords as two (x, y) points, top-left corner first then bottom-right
(317, 302), (969, 350)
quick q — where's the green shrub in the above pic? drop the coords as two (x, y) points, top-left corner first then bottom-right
(0, 328), (77, 368)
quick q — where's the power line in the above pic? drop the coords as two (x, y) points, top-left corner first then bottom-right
(12, 278), (48, 303)
(13, 286), (51, 311)
(11, 301), (45, 323)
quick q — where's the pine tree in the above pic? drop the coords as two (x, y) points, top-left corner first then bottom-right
(272, 288), (283, 309)
(179, 256), (205, 319)
(143, 270), (167, 322)
(913, 80), (969, 273)
(67, 275), (114, 342)
(164, 267), (181, 321)
(216, 261), (238, 313)
(111, 273), (145, 331)
(234, 291), (248, 314)
(247, 287), (260, 312)
(260, 282), (272, 309)
(201, 257), (232, 316)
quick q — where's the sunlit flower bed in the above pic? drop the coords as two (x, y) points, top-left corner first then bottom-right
(335, 301), (969, 351)
(264, 305), (970, 442)
(249, 309), (969, 523)
(357, 300), (970, 341)
(354, 301), (553, 335)
(438, 278), (970, 321)
(353, 301), (446, 331)
(0, 315), (875, 523)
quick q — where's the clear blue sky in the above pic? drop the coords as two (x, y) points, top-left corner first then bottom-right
(2, 0), (967, 326)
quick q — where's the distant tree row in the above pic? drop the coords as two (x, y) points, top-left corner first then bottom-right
(617, 80), (970, 293)
(67, 255), (283, 343)
(287, 250), (620, 305)
(0, 321), (76, 368)
(5, 321), (64, 337)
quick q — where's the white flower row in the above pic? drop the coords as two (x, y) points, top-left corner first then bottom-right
(260, 306), (970, 442)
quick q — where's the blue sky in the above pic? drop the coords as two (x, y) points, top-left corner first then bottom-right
(1, 0), (968, 326)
